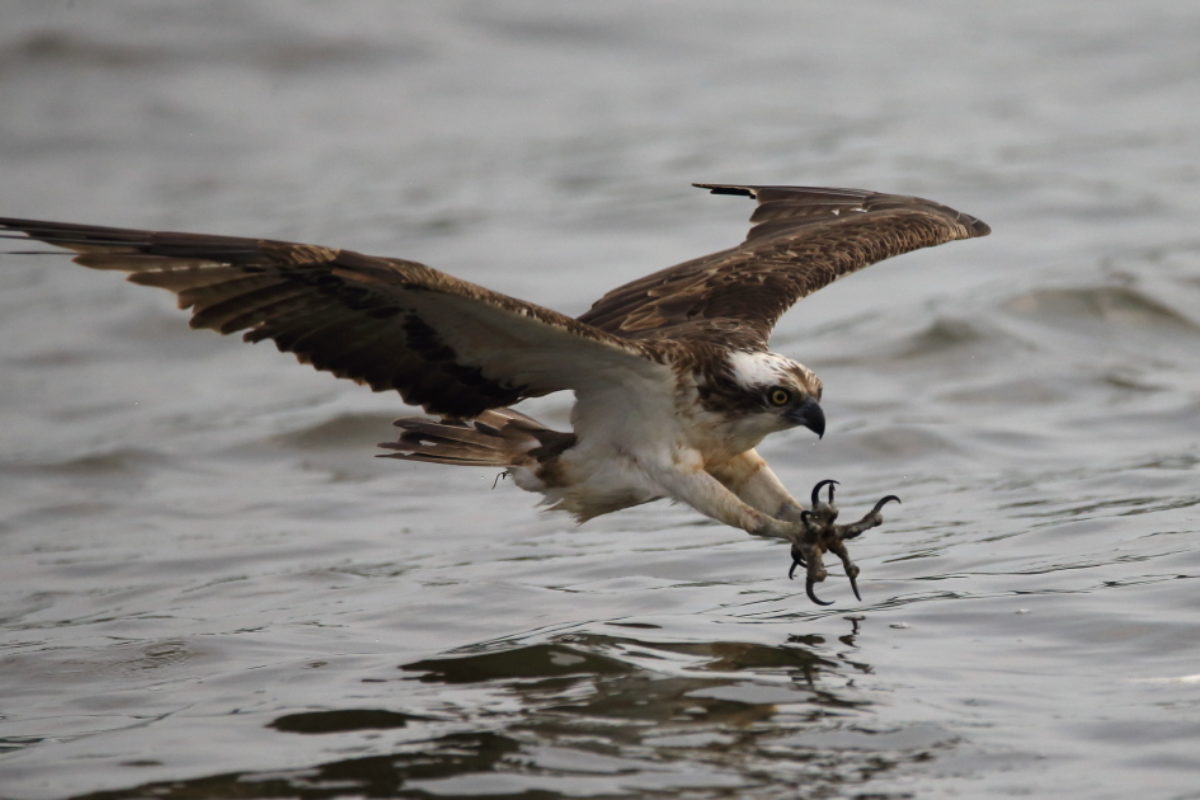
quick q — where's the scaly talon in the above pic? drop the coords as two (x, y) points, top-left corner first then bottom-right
(846, 571), (862, 602)
(811, 478), (839, 509)
(828, 539), (862, 602)
(787, 482), (902, 606)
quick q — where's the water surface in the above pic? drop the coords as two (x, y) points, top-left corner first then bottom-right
(2, 2), (1199, 798)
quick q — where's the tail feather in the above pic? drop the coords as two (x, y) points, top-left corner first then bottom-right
(378, 407), (574, 469)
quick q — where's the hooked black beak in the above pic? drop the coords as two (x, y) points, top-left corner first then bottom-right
(787, 398), (825, 439)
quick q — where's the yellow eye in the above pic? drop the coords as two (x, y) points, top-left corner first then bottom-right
(768, 387), (791, 406)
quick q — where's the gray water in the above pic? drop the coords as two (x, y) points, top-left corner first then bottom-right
(2, 2), (1199, 798)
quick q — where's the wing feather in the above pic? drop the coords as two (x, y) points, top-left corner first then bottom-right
(578, 184), (990, 343)
(0, 217), (663, 418)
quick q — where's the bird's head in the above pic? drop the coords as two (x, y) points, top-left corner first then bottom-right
(724, 350), (825, 439)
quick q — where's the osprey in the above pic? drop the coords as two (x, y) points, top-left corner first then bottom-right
(1, 184), (989, 604)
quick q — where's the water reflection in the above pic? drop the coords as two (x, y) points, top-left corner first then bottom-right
(68, 626), (953, 798)
(71, 731), (525, 800)
(270, 709), (432, 734)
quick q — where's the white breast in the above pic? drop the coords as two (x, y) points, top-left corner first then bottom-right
(535, 361), (682, 520)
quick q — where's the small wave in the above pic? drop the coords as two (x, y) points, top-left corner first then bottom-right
(1003, 285), (1199, 331)
(815, 315), (1008, 367)
(886, 317), (993, 360)
(2, 30), (157, 68)
(403, 641), (633, 683)
(3, 29), (402, 72)
(1130, 674), (1200, 684)
(940, 376), (1071, 406)
(268, 412), (398, 451)
(19, 446), (171, 476)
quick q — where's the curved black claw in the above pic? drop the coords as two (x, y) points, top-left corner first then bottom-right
(828, 541), (862, 603)
(846, 571), (862, 602)
(806, 575), (833, 606)
(788, 552), (804, 580)
(872, 494), (901, 514)
(811, 479), (839, 508)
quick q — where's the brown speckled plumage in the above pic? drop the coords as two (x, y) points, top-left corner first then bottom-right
(579, 184), (989, 346)
(2, 183), (990, 604)
(0, 185), (987, 418)
(0, 217), (656, 418)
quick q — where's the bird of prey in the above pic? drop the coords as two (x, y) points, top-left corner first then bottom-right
(1, 184), (989, 604)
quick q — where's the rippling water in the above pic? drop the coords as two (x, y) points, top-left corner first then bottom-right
(2, 2), (1199, 798)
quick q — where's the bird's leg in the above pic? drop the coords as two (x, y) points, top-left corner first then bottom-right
(651, 459), (803, 544)
(788, 479), (839, 605)
(681, 453), (901, 606)
(707, 449), (804, 522)
(788, 482), (901, 605)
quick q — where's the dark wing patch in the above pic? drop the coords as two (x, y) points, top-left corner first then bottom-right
(1, 217), (656, 418)
(578, 184), (990, 344)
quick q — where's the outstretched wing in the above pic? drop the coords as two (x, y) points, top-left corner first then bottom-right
(0, 218), (662, 418)
(578, 184), (990, 343)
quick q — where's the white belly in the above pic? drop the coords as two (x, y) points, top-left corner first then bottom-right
(510, 441), (664, 522)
